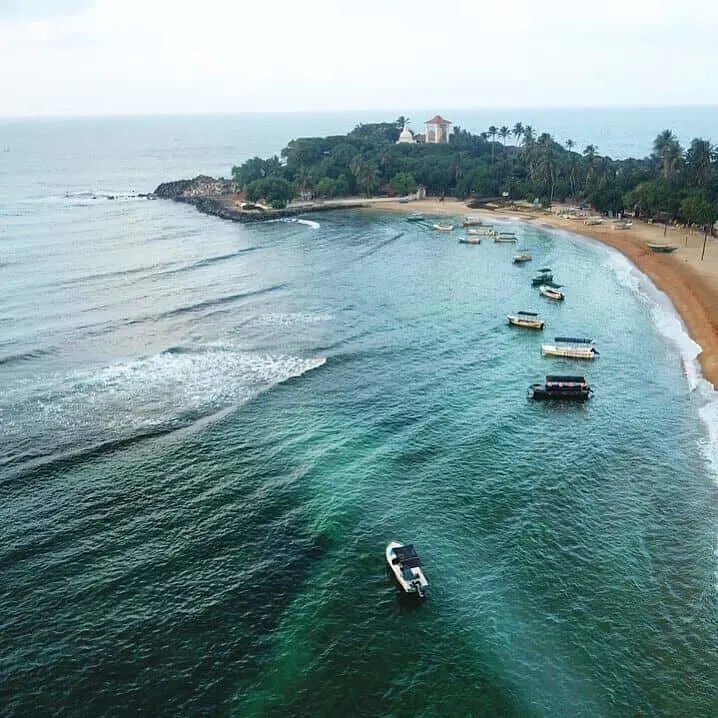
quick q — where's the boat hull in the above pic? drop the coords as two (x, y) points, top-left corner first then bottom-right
(386, 541), (428, 597)
(542, 345), (598, 359)
(508, 316), (544, 329)
(539, 286), (565, 301)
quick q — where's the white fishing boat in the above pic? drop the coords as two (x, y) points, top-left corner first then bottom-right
(507, 310), (544, 329)
(386, 542), (429, 598)
(495, 233), (518, 243)
(459, 236), (481, 244)
(584, 218), (603, 225)
(513, 253), (532, 263)
(612, 220), (633, 230)
(539, 284), (565, 301)
(463, 215), (484, 226)
(542, 336), (599, 359)
(433, 223), (455, 232)
(466, 227), (496, 236)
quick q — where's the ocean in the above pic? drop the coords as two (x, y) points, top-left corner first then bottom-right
(1, 109), (717, 717)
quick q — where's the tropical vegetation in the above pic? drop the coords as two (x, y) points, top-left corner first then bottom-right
(230, 118), (718, 228)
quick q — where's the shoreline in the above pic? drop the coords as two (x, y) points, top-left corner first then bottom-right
(360, 198), (718, 391)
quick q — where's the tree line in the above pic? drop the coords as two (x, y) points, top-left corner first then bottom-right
(230, 118), (718, 227)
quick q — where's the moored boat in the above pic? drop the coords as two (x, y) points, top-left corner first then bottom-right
(467, 227), (496, 236)
(386, 541), (429, 598)
(459, 236), (481, 244)
(463, 215), (484, 226)
(539, 283), (565, 301)
(407, 213), (425, 222)
(542, 336), (599, 359)
(513, 253), (532, 263)
(433, 223), (455, 232)
(495, 234), (518, 243)
(531, 267), (553, 285)
(507, 310), (544, 329)
(647, 243), (678, 253)
(528, 375), (593, 401)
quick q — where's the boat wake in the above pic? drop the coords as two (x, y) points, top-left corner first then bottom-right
(1, 344), (326, 478)
(272, 217), (321, 229)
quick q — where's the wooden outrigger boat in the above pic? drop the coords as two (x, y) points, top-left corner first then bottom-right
(528, 375), (593, 401)
(507, 310), (544, 329)
(433, 223), (455, 232)
(539, 283), (565, 301)
(542, 336), (599, 359)
(513, 253), (532, 264)
(647, 243), (678, 253)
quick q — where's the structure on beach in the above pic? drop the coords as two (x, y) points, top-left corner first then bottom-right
(424, 115), (452, 144)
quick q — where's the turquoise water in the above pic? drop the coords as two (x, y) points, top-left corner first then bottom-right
(1, 113), (718, 717)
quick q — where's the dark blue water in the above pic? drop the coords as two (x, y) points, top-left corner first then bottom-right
(1, 112), (717, 717)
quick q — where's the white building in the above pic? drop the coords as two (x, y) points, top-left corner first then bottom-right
(396, 124), (414, 144)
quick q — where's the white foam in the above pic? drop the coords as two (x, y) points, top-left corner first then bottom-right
(2, 346), (326, 449)
(594, 238), (718, 479)
(271, 217), (320, 229)
(251, 312), (334, 326)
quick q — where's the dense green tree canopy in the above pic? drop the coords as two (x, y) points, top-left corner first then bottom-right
(230, 121), (718, 228)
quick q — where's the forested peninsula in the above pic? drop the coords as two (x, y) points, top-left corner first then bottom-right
(156, 118), (717, 229)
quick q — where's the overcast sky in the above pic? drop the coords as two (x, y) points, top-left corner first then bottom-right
(0, 0), (716, 117)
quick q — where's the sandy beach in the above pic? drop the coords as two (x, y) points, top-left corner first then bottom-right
(361, 197), (718, 390)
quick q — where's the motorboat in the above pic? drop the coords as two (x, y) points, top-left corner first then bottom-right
(539, 283), (565, 301)
(542, 336), (599, 359)
(433, 223), (455, 232)
(406, 213), (425, 222)
(386, 542), (429, 598)
(647, 243), (678, 253)
(463, 215), (484, 226)
(531, 267), (553, 285)
(513, 253), (532, 263)
(495, 234), (518, 243)
(507, 310), (544, 329)
(459, 236), (481, 244)
(528, 375), (593, 401)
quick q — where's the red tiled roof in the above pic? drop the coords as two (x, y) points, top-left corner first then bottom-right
(425, 115), (452, 125)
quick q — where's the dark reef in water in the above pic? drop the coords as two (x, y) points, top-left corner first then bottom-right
(154, 175), (367, 224)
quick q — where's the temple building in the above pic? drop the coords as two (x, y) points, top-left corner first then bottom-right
(424, 115), (452, 143)
(396, 124), (414, 144)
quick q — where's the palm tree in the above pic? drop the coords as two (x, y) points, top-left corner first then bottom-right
(512, 122), (524, 146)
(522, 125), (535, 146)
(565, 140), (576, 196)
(583, 144), (597, 191)
(488, 125), (498, 162)
(685, 138), (714, 187)
(566, 139), (575, 152)
(652, 130), (682, 179)
(499, 126), (510, 146)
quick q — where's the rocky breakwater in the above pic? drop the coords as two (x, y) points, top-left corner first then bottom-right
(154, 175), (368, 224)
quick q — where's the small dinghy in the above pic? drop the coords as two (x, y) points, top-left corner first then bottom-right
(459, 236), (482, 244)
(386, 542), (429, 598)
(432, 223), (455, 232)
(539, 283), (565, 301)
(647, 243), (678, 253)
(513, 253), (532, 263)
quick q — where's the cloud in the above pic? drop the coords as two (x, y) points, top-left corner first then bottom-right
(0, 0), (94, 20)
(0, 0), (716, 116)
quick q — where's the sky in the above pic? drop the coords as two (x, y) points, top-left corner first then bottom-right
(0, 0), (716, 117)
